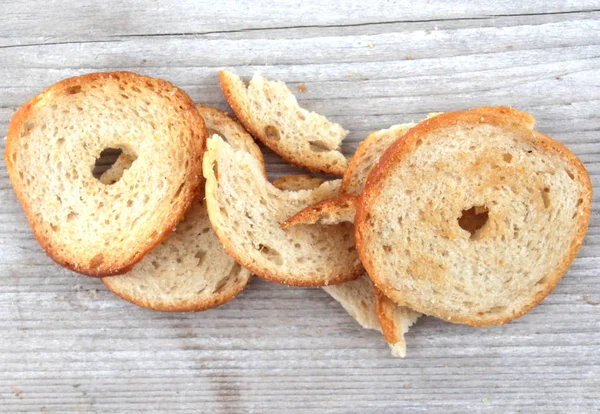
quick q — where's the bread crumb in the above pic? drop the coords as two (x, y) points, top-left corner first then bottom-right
(368, 42), (374, 48)
(405, 55), (412, 60)
(346, 74), (352, 79)
(298, 84), (307, 93)
(316, 329), (322, 334)
(11, 386), (24, 399)
(482, 397), (489, 404)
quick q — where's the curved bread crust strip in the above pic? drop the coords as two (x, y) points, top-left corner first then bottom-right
(5, 71), (206, 277)
(277, 176), (419, 358)
(203, 136), (363, 287)
(356, 106), (592, 326)
(220, 71), (349, 175)
(373, 287), (421, 358)
(281, 195), (358, 228)
(102, 105), (260, 311)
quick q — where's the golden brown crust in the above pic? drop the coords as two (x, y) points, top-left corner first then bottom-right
(206, 209), (362, 287)
(373, 286), (401, 343)
(281, 194), (358, 229)
(355, 106), (592, 326)
(102, 273), (251, 312)
(219, 71), (346, 176)
(5, 72), (207, 277)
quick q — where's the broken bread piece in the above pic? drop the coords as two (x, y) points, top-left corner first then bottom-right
(219, 71), (349, 175)
(277, 174), (420, 358)
(102, 105), (259, 311)
(4, 72), (206, 277)
(373, 287), (421, 358)
(356, 106), (592, 326)
(271, 175), (327, 191)
(203, 136), (362, 287)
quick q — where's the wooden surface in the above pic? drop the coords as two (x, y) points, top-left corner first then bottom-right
(1, 1), (599, 412)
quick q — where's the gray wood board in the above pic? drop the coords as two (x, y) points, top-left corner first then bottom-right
(0, 1), (599, 412)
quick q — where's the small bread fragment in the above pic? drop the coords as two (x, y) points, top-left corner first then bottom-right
(373, 287), (421, 358)
(219, 71), (349, 175)
(323, 275), (381, 331)
(279, 174), (420, 357)
(356, 106), (592, 326)
(271, 175), (327, 191)
(203, 136), (363, 287)
(281, 195), (358, 228)
(5, 72), (206, 277)
(102, 105), (259, 311)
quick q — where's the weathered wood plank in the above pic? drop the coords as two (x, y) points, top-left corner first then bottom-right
(2, 0), (599, 47)
(0, 1), (599, 412)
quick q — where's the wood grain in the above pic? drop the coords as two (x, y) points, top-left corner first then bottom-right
(0, 1), (599, 412)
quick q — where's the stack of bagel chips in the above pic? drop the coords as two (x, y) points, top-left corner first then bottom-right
(5, 71), (592, 357)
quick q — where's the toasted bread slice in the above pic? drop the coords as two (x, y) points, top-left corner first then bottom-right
(356, 106), (592, 326)
(219, 71), (349, 175)
(203, 136), (362, 286)
(5, 72), (206, 277)
(102, 105), (259, 311)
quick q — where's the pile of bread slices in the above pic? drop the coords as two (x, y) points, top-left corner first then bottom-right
(5, 71), (592, 357)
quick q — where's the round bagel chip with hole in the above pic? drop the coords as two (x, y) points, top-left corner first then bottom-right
(355, 106), (592, 326)
(102, 105), (261, 311)
(5, 72), (206, 277)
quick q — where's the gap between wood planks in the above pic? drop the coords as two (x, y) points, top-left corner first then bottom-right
(1, 8), (599, 50)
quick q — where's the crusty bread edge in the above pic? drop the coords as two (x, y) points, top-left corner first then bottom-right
(5, 72), (207, 277)
(355, 106), (593, 326)
(281, 194), (358, 229)
(102, 272), (251, 312)
(219, 71), (346, 176)
(196, 103), (267, 179)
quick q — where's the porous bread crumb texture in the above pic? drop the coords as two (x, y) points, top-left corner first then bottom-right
(5, 72), (206, 277)
(203, 136), (363, 287)
(219, 71), (349, 175)
(341, 123), (416, 195)
(357, 108), (592, 326)
(271, 175), (327, 191)
(102, 105), (261, 311)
